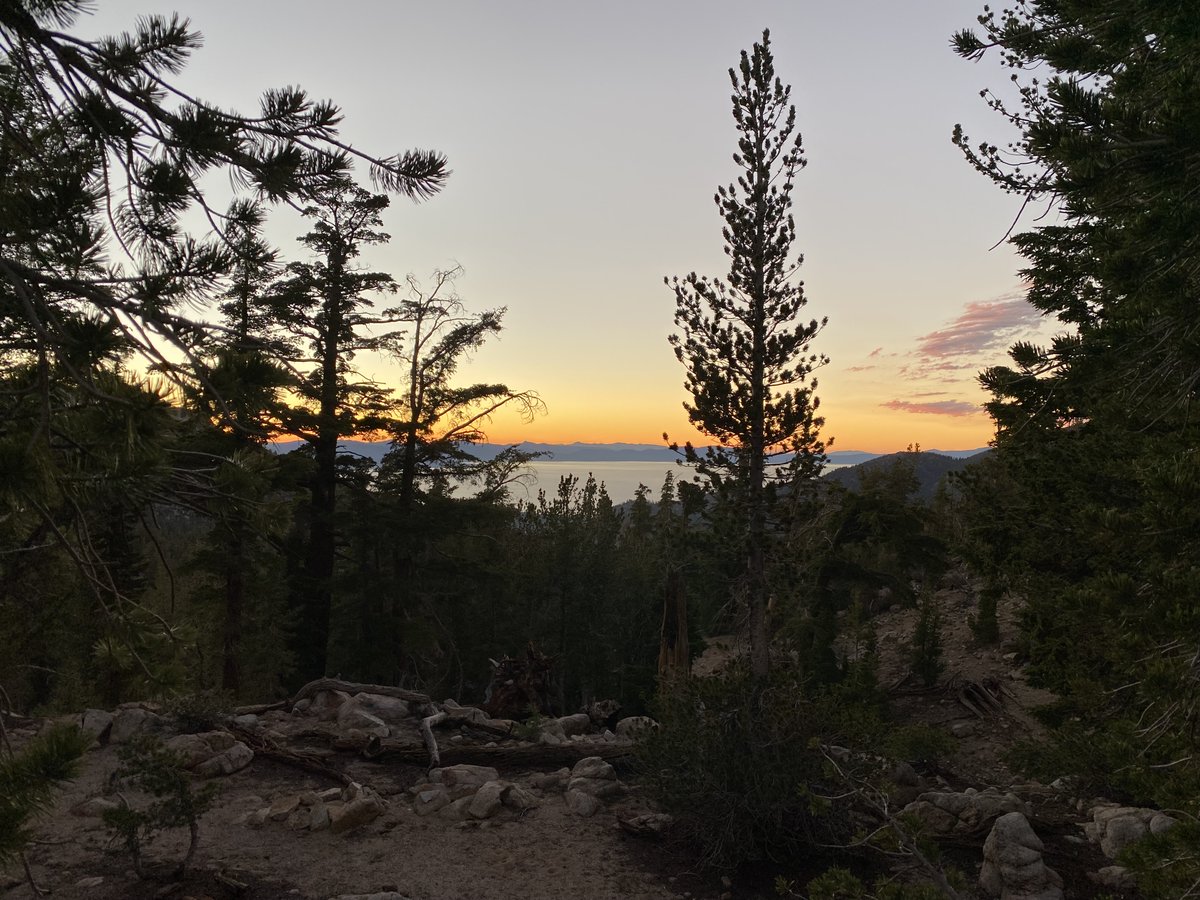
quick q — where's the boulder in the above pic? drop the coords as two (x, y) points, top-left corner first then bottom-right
(468, 781), (507, 819)
(109, 707), (160, 744)
(615, 716), (658, 738)
(431, 764), (499, 791)
(438, 796), (474, 822)
(979, 812), (1064, 900)
(80, 709), (113, 742)
(195, 740), (253, 777)
(412, 785), (451, 816)
(564, 789), (600, 817)
(501, 784), (541, 811)
(336, 700), (390, 737)
(529, 768), (570, 792)
(269, 795), (302, 821)
(354, 693), (411, 725)
(310, 689), (351, 720)
(568, 756), (621, 799)
(1086, 803), (1173, 859)
(329, 791), (385, 834)
(554, 713), (592, 737)
(902, 789), (1027, 835)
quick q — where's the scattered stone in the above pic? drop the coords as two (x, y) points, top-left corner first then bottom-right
(269, 795), (302, 821)
(412, 786), (451, 816)
(438, 796), (474, 823)
(979, 812), (1064, 900)
(1085, 803), (1175, 859)
(618, 812), (673, 838)
(950, 721), (977, 739)
(232, 713), (260, 728)
(74, 876), (106, 889)
(310, 802), (331, 831)
(564, 789), (600, 817)
(330, 790), (385, 834)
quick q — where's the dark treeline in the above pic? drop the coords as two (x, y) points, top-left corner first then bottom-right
(3, 2), (1199, 896)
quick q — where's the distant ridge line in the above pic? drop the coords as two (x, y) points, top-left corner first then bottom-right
(268, 439), (989, 465)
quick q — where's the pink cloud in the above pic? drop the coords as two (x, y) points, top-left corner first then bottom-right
(882, 399), (981, 417)
(868, 346), (884, 358)
(845, 364), (876, 373)
(915, 289), (1039, 361)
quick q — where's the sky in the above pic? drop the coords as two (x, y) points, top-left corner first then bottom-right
(82, 1), (1058, 453)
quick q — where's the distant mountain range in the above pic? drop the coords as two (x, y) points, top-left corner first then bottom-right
(268, 439), (989, 467)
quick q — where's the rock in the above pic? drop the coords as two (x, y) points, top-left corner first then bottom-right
(310, 689), (351, 720)
(529, 768), (570, 792)
(950, 721), (977, 739)
(232, 713), (260, 728)
(569, 756), (621, 799)
(902, 789), (1027, 835)
(468, 781), (507, 819)
(109, 707), (159, 744)
(317, 787), (343, 802)
(979, 812), (1064, 900)
(194, 740), (253, 777)
(554, 713), (592, 736)
(412, 786), (451, 816)
(584, 699), (620, 727)
(538, 731), (563, 746)
(80, 709), (113, 742)
(432, 764), (499, 790)
(564, 789), (600, 817)
(619, 812), (673, 837)
(1149, 813), (1178, 835)
(888, 761), (919, 787)
(292, 698), (312, 714)
(310, 802), (331, 831)
(242, 807), (270, 828)
(331, 893), (413, 900)
(269, 795), (302, 821)
(438, 796), (474, 822)
(74, 876), (106, 889)
(1100, 815), (1148, 859)
(336, 700), (390, 737)
(285, 807), (311, 830)
(615, 716), (658, 738)
(330, 792), (385, 834)
(501, 784), (541, 811)
(1090, 866), (1136, 891)
(354, 693), (411, 726)
(71, 797), (120, 817)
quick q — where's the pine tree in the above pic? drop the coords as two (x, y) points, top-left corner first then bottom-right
(667, 30), (828, 682)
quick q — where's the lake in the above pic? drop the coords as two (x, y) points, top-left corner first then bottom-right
(500, 459), (848, 504)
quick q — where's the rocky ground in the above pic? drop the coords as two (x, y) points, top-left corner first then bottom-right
(2, 585), (1176, 899)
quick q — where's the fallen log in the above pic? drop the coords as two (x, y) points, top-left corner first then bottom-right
(332, 735), (634, 768)
(228, 724), (352, 786)
(234, 678), (435, 717)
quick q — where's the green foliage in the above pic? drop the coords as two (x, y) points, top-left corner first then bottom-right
(636, 668), (848, 869)
(667, 29), (828, 681)
(789, 867), (952, 900)
(968, 587), (999, 646)
(909, 594), (944, 688)
(1119, 820), (1200, 900)
(103, 734), (217, 879)
(164, 691), (233, 735)
(0, 723), (88, 869)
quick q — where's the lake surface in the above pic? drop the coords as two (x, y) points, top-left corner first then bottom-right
(502, 459), (848, 504)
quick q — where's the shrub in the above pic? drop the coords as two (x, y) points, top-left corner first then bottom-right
(909, 594), (944, 687)
(635, 667), (848, 869)
(103, 734), (217, 879)
(0, 723), (89, 871)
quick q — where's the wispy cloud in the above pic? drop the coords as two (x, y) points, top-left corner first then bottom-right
(915, 288), (1038, 362)
(868, 346), (884, 358)
(882, 399), (980, 417)
(845, 364), (876, 373)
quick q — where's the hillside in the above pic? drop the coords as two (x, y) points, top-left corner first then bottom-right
(822, 449), (990, 501)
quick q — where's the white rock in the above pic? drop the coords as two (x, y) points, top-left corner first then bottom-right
(979, 812), (1063, 900)
(554, 713), (592, 736)
(565, 789), (600, 817)
(80, 709), (113, 742)
(336, 700), (390, 737)
(614, 716), (658, 738)
(329, 793), (385, 834)
(468, 781), (507, 819)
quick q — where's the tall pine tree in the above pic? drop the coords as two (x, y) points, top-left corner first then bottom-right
(667, 30), (828, 682)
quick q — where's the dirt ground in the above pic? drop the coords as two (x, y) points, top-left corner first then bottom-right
(4, 585), (1104, 900)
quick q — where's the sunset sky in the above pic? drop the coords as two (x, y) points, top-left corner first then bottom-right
(85, 1), (1059, 453)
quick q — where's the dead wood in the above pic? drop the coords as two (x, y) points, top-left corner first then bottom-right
(288, 677), (433, 708)
(333, 735), (633, 768)
(420, 710), (448, 769)
(227, 724), (352, 786)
